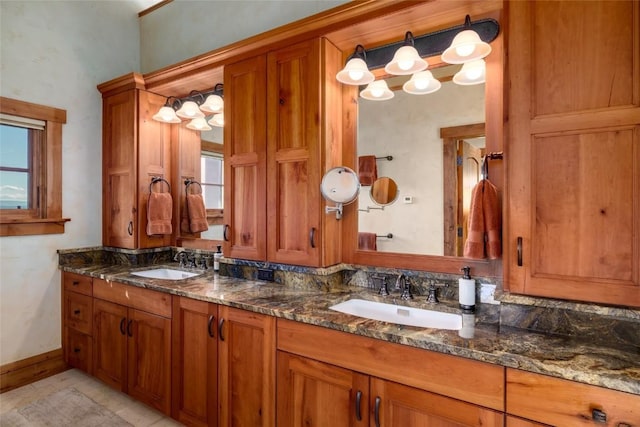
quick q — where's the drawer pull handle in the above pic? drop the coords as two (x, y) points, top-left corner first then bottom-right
(309, 227), (316, 249)
(207, 315), (215, 338)
(374, 396), (381, 427)
(127, 221), (133, 236)
(517, 236), (523, 266)
(223, 224), (229, 241)
(127, 319), (133, 337)
(355, 390), (362, 421)
(72, 281), (80, 286)
(218, 318), (225, 341)
(73, 347), (81, 353)
(73, 309), (81, 315)
(119, 317), (126, 335)
(592, 409), (607, 423)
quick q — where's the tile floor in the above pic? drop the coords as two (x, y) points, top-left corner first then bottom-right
(0, 369), (183, 426)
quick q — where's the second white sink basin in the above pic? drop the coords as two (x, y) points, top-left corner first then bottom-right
(329, 299), (462, 330)
(131, 268), (200, 280)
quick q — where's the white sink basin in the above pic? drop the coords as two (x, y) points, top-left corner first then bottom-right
(329, 299), (462, 330)
(131, 268), (200, 280)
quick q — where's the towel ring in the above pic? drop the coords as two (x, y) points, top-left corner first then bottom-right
(149, 177), (171, 193)
(184, 179), (203, 195)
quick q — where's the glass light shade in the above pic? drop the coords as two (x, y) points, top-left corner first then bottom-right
(186, 117), (212, 131)
(360, 80), (394, 101)
(200, 94), (224, 113)
(403, 71), (442, 95)
(441, 29), (492, 64)
(384, 45), (428, 75)
(336, 57), (375, 85)
(452, 59), (486, 85)
(175, 100), (205, 119)
(152, 106), (181, 123)
(208, 113), (224, 127)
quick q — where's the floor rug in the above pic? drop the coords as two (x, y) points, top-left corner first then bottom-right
(0, 387), (133, 426)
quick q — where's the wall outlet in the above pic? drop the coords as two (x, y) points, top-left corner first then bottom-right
(257, 268), (275, 281)
(480, 283), (499, 305)
(403, 196), (413, 204)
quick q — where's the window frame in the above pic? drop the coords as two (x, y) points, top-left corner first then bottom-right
(0, 97), (69, 236)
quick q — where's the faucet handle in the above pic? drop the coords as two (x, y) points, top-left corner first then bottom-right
(400, 278), (413, 300)
(426, 283), (448, 304)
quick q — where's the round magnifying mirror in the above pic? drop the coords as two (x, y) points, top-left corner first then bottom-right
(370, 177), (399, 206)
(320, 166), (360, 204)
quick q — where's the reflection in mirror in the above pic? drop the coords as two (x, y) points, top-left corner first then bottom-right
(321, 166), (360, 220)
(199, 126), (224, 241)
(370, 177), (398, 206)
(357, 64), (484, 255)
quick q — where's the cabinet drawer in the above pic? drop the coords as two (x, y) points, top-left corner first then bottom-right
(65, 327), (92, 374)
(507, 368), (640, 426)
(277, 318), (505, 411)
(93, 279), (171, 318)
(64, 291), (92, 334)
(63, 272), (92, 296)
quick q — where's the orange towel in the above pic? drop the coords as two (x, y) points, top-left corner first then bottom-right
(463, 179), (501, 259)
(358, 232), (377, 251)
(187, 193), (208, 233)
(146, 192), (173, 236)
(358, 155), (378, 186)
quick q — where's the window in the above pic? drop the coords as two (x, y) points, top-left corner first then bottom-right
(201, 150), (224, 226)
(0, 97), (68, 236)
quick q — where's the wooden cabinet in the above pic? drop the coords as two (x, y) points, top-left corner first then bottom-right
(506, 0), (640, 307)
(224, 38), (343, 267)
(171, 297), (218, 427)
(277, 319), (505, 426)
(171, 298), (276, 427)
(92, 279), (172, 414)
(277, 352), (369, 426)
(506, 369), (640, 426)
(218, 306), (276, 427)
(505, 416), (548, 427)
(62, 272), (93, 373)
(99, 73), (172, 249)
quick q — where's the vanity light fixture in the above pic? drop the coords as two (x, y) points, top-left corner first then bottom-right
(152, 84), (224, 124)
(336, 45), (375, 86)
(186, 117), (212, 131)
(452, 59), (486, 85)
(208, 113), (224, 127)
(384, 32), (428, 76)
(441, 15), (492, 64)
(403, 70), (442, 95)
(360, 80), (394, 101)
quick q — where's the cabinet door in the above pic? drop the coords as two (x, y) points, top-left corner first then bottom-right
(63, 291), (92, 335)
(266, 39), (322, 266)
(507, 0), (640, 307)
(505, 416), (548, 427)
(223, 55), (267, 261)
(370, 378), (504, 427)
(218, 306), (275, 427)
(127, 308), (172, 415)
(277, 352), (369, 427)
(93, 298), (128, 391)
(172, 297), (218, 427)
(103, 90), (137, 248)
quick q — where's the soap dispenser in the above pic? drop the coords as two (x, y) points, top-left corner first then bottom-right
(213, 245), (223, 272)
(459, 266), (476, 312)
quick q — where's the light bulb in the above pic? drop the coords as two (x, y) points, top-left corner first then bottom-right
(465, 67), (483, 80)
(371, 87), (384, 98)
(348, 69), (364, 81)
(398, 59), (414, 71)
(455, 44), (475, 57)
(414, 77), (429, 90)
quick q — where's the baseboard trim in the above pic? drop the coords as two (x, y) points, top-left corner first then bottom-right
(1, 349), (68, 393)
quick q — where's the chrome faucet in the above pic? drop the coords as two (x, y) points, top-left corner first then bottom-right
(372, 275), (389, 296)
(395, 274), (414, 300)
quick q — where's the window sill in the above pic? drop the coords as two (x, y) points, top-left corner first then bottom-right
(0, 217), (71, 236)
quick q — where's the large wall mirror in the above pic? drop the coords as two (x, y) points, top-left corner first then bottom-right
(197, 126), (225, 243)
(357, 64), (485, 256)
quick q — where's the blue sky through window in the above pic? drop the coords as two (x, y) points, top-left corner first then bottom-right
(0, 125), (29, 208)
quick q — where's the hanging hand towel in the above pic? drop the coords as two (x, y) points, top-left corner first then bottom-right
(482, 179), (501, 259)
(358, 155), (378, 186)
(463, 180), (486, 259)
(187, 193), (209, 233)
(358, 232), (377, 251)
(146, 192), (173, 236)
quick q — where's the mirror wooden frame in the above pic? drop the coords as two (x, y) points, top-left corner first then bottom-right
(341, 15), (504, 278)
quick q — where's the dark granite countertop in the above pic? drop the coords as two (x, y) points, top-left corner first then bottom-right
(60, 262), (640, 396)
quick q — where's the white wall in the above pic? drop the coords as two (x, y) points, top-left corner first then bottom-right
(0, 1), (140, 365)
(140, 0), (348, 72)
(358, 78), (485, 255)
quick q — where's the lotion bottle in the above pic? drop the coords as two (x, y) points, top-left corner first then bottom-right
(213, 245), (223, 272)
(459, 266), (475, 312)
